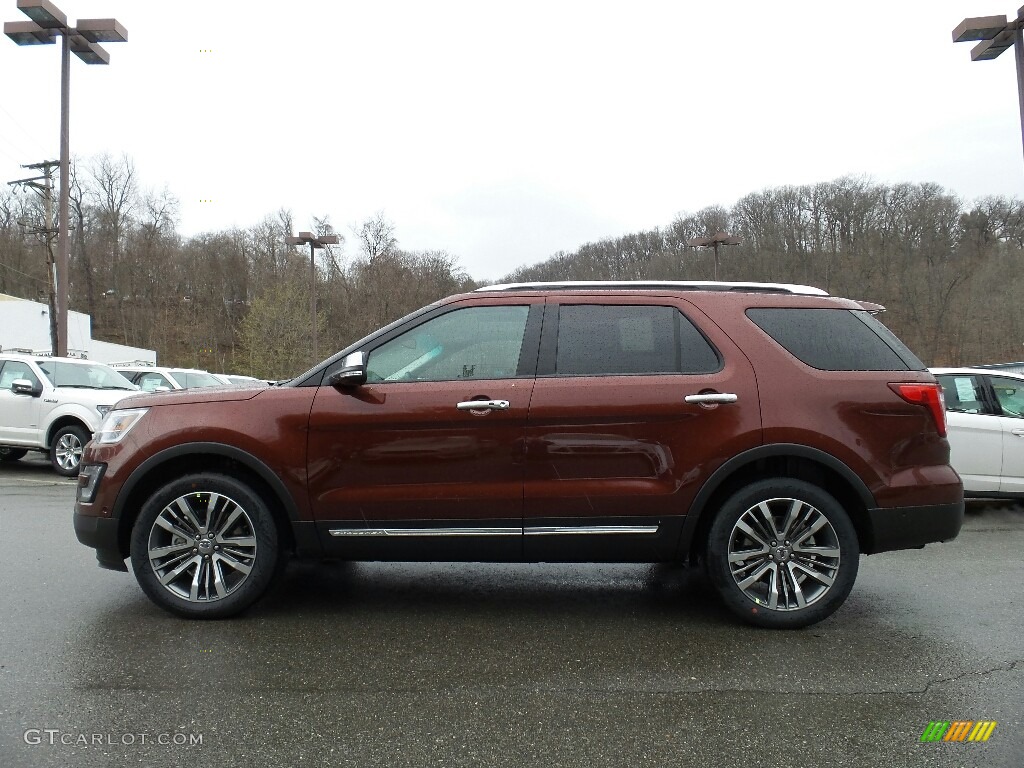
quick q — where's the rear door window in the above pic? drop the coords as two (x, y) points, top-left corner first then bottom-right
(552, 305), (720, 376)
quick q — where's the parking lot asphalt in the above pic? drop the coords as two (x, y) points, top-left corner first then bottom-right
(0, 454), (1022, 767)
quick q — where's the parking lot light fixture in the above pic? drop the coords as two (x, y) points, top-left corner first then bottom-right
(286, 231), (340, 362)
(686, 232), (742, 280)
(952, 8), (1024, 163)
(3, 0), (126, 357)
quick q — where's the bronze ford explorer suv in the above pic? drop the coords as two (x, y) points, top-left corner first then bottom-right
(73, 282), (963, 628)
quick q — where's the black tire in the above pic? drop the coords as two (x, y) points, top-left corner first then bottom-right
(49, 424), (89, 477)
(130, 473), (280, 619)
(0, 447), (28, 463)
(706, 479), (859, 629)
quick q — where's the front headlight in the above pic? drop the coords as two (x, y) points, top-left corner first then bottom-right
(97, 404), (113, 419)
(94, 407), (149, 445)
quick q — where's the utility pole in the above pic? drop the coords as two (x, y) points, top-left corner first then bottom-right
(8, 159), (59, 354)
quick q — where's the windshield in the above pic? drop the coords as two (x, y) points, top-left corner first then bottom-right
(168, 371), (224, 389)
(36, 361), (138, 390)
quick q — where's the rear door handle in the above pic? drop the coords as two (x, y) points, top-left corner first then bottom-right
(456, 400), (510, 411)
(684, 393), (738, 405)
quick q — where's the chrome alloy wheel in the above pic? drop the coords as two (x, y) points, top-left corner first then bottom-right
(727, 496), (841, 611)
(147, 491), (258, 603)
(54, 432), (84, 471)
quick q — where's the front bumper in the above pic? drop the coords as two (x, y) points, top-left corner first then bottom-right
(865, 500), (964, 554)
(73, 513), (128, 572)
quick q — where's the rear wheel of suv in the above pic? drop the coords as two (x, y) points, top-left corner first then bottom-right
(707, 479), (859, 629)
(130, 473), (280, 619)
(0, 447), (28, 463)
(50, 425), (89, 477)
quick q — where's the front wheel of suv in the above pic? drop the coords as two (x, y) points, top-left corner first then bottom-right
(706, 479), (859, 629)
(130, 473), (280, 619)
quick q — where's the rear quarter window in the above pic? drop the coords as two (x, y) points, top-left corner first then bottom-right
(746, 308), (924, 372)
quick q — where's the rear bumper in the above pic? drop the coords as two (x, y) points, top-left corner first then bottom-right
(73, 513), (128, 572)
(865, 500), (964, 554)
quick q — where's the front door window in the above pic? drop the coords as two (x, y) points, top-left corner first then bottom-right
(367, 305), (530, 383)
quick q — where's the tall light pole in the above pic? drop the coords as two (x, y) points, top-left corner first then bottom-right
(4, 0), (126, 357)
(686, 231), (741, 280)
(952, 9), (1024, 164)
(285, 231), (339, 362)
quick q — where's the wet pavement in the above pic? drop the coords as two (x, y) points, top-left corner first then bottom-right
(1, 454), (1022, 767)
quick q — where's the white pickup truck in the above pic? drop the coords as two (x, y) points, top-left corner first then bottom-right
(0, 354), (139, 476)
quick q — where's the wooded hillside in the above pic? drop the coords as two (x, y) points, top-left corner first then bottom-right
(506, 177), (1024, 366)
(2, 159), (1020, 374)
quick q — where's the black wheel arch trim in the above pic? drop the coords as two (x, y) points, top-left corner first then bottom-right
(676, 443), (877, 560)
(112, 442), (301, 523)
(47, 417), (92, 447)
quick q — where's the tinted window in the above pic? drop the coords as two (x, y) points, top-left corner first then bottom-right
(367, 305), (530, 383)
(555, 305), (719, 376)
(747, 308), (920, 371)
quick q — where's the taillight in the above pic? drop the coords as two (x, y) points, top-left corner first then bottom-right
(889, 382), (947, 437)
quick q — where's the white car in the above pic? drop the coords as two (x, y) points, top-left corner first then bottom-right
(0, 354), (139, 476)
(211, 373), (270, 387)
(114, 365), (225, 393)
(931, 367), (1024, 497)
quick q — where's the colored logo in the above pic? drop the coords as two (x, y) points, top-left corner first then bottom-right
(921, 721), (997, 742)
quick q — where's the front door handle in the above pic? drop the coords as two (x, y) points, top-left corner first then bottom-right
(684, 393), (738, 405)
(1012, 428), (1024, 437)
(456, 400), (510, 411)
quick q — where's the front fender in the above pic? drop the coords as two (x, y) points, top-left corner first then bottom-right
(44, 404), (101, 445)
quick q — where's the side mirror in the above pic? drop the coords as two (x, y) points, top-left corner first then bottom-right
(11, 379), (41, 397)
(328, 351), (367, 388)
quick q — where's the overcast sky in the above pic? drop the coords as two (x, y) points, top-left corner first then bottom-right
(1, 1), (1022, 281)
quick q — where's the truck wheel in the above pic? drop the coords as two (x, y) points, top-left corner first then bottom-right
(707, 479), (859, 629)
(50, 425), (89, 477)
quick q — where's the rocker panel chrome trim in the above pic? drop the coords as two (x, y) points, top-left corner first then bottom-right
(525, 525), (660, 536)
(328, 527), (520, 538)
(327, 525), (661, 537)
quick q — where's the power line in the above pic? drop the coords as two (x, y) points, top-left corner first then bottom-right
(0, 261), (50, 286)
(0, 137), (24, 166)
(0, 102), (50, 158)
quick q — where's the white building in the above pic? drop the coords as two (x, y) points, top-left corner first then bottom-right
(0, 293), (156, 365)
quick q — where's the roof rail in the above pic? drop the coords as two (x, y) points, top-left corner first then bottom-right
(474, 280), (828, 296)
